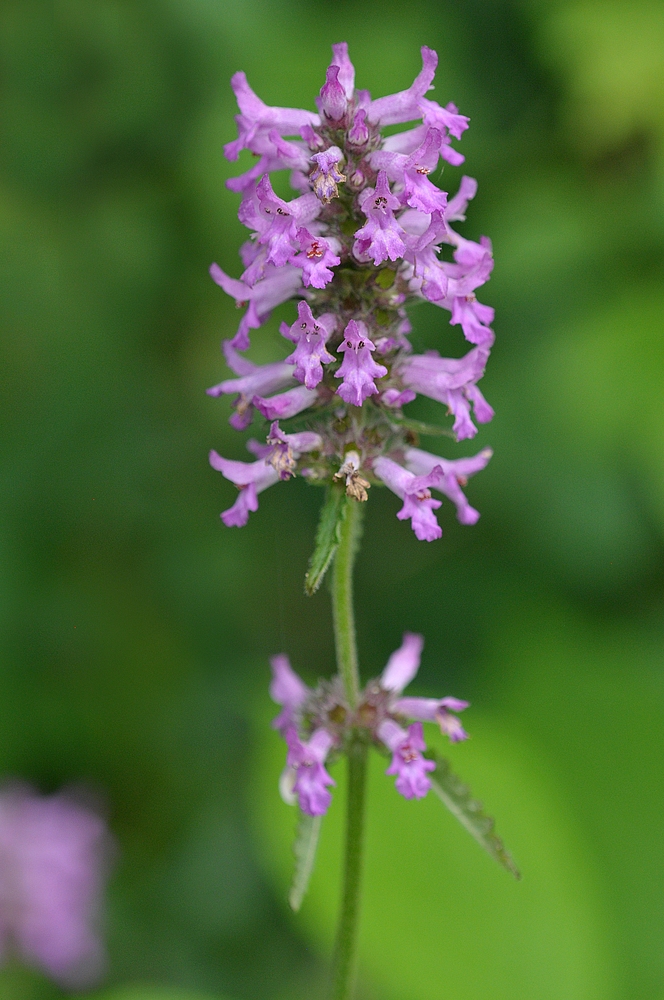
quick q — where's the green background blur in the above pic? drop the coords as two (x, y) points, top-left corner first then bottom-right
(1, 1), (664, 998)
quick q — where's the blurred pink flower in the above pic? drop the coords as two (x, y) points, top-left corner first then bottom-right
(0, 785), (110, 988)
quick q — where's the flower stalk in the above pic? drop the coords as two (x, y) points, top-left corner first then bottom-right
(330, 500), (367, 1000)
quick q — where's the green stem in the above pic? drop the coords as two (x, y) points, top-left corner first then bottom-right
(330, 738), (368, 1000)
(332, 497), (363, 707)
(330, 498), (367, 1000)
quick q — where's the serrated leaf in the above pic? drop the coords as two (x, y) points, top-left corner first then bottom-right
(289, 811), (323, 912)
(304, 485), (347, 596)
(427, 750), (521, 879)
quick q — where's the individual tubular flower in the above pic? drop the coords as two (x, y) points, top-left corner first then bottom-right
(318, 66), (348, 123)
(255, 176), (321, 267)
(0, 785), (110, 988)
(282, 301), (336, 389)
(399, 346), (494, 440)
(254, 384), (318, 421)
(371, 127), (448, 215)
(290, 227), (340, 288)
(366, 46), (438, 127)
(210, 425), (322, 524)
(285, 727), (336, 816)
(270, 654), (310, 733)
(310, 147), (346, 203)
(380, 720), (436, 799)
(206, 342), (295, 430)
(251, 421), (323, 480)
(379, 633), (468, 742)
(373, 457), (443, 541)
(404, 446), (493, 525)
(224, 71), (319, 161)
(209, 452), (279, 527)
(335, 320), (388, 406)
(209, 262), (302, 351)
(354, 171), (407, 264)
(380, 631), (425, 692)
(393, 695), (470, 742)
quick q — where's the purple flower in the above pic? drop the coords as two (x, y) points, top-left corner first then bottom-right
(210, 425), (322, 524)
(209, 262), (302, 351)
(206, 342), (295, 429)
(449, 294), (495, 347)
(392, 697), (469, 742)
(0, 786), (109, 988)
(270, 654), (310, 734)
(367, 46), (438, 126)
(371, 128), (448, 215)
(255, 176), (321, 268)
(399, 346), (494, 441)
(318, 65), (348, 123)
(404, 445), (492, 524)
(380, 720), (436, 799)
(421, 98), (470, 141)
(330, 41), (356, 102)
(445, 175), (478, 221)
(335, 320), (388, 406)
(282, 301), (336, 389)
(285, 728), (336, 816)
(347, 108), (369, 147)
(258, 421), (323, 479)
(290, 228), (341, 288)
(254, 384), (318, 421)
(310, 147), (346, 203)
(353, 171), (407, 264)
(209, 452), (279, 527)
(373, 457), (443, 541)
(224, 71), (318, 161)
(380, 631), (424, 691)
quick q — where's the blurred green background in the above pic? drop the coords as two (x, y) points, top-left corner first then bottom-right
(1, 0), (663, 998)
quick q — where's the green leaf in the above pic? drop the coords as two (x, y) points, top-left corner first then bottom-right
(427, 750), (521, 879)
(304, 485), (347, 596)
(289, 810), (323, 911)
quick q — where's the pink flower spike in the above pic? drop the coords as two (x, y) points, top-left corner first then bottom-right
(380, 633), (424, 692)
(380, 720), (435, 800)
(335, 319), (388, 406)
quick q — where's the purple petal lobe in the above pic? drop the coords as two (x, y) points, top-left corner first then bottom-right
(381, 633), (424, 692)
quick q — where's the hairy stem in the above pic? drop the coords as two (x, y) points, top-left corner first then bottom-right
(330, 498), (367, 1000)
(330, 738), (368, 1000)
(332, 497), (364, 708)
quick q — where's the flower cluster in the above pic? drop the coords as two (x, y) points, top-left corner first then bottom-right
(270, 633), (467, 815)
(209, 43), (495, 542)
(0, 785), (110, 987)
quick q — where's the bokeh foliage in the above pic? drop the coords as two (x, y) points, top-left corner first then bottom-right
(0, 1), (663, 998)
